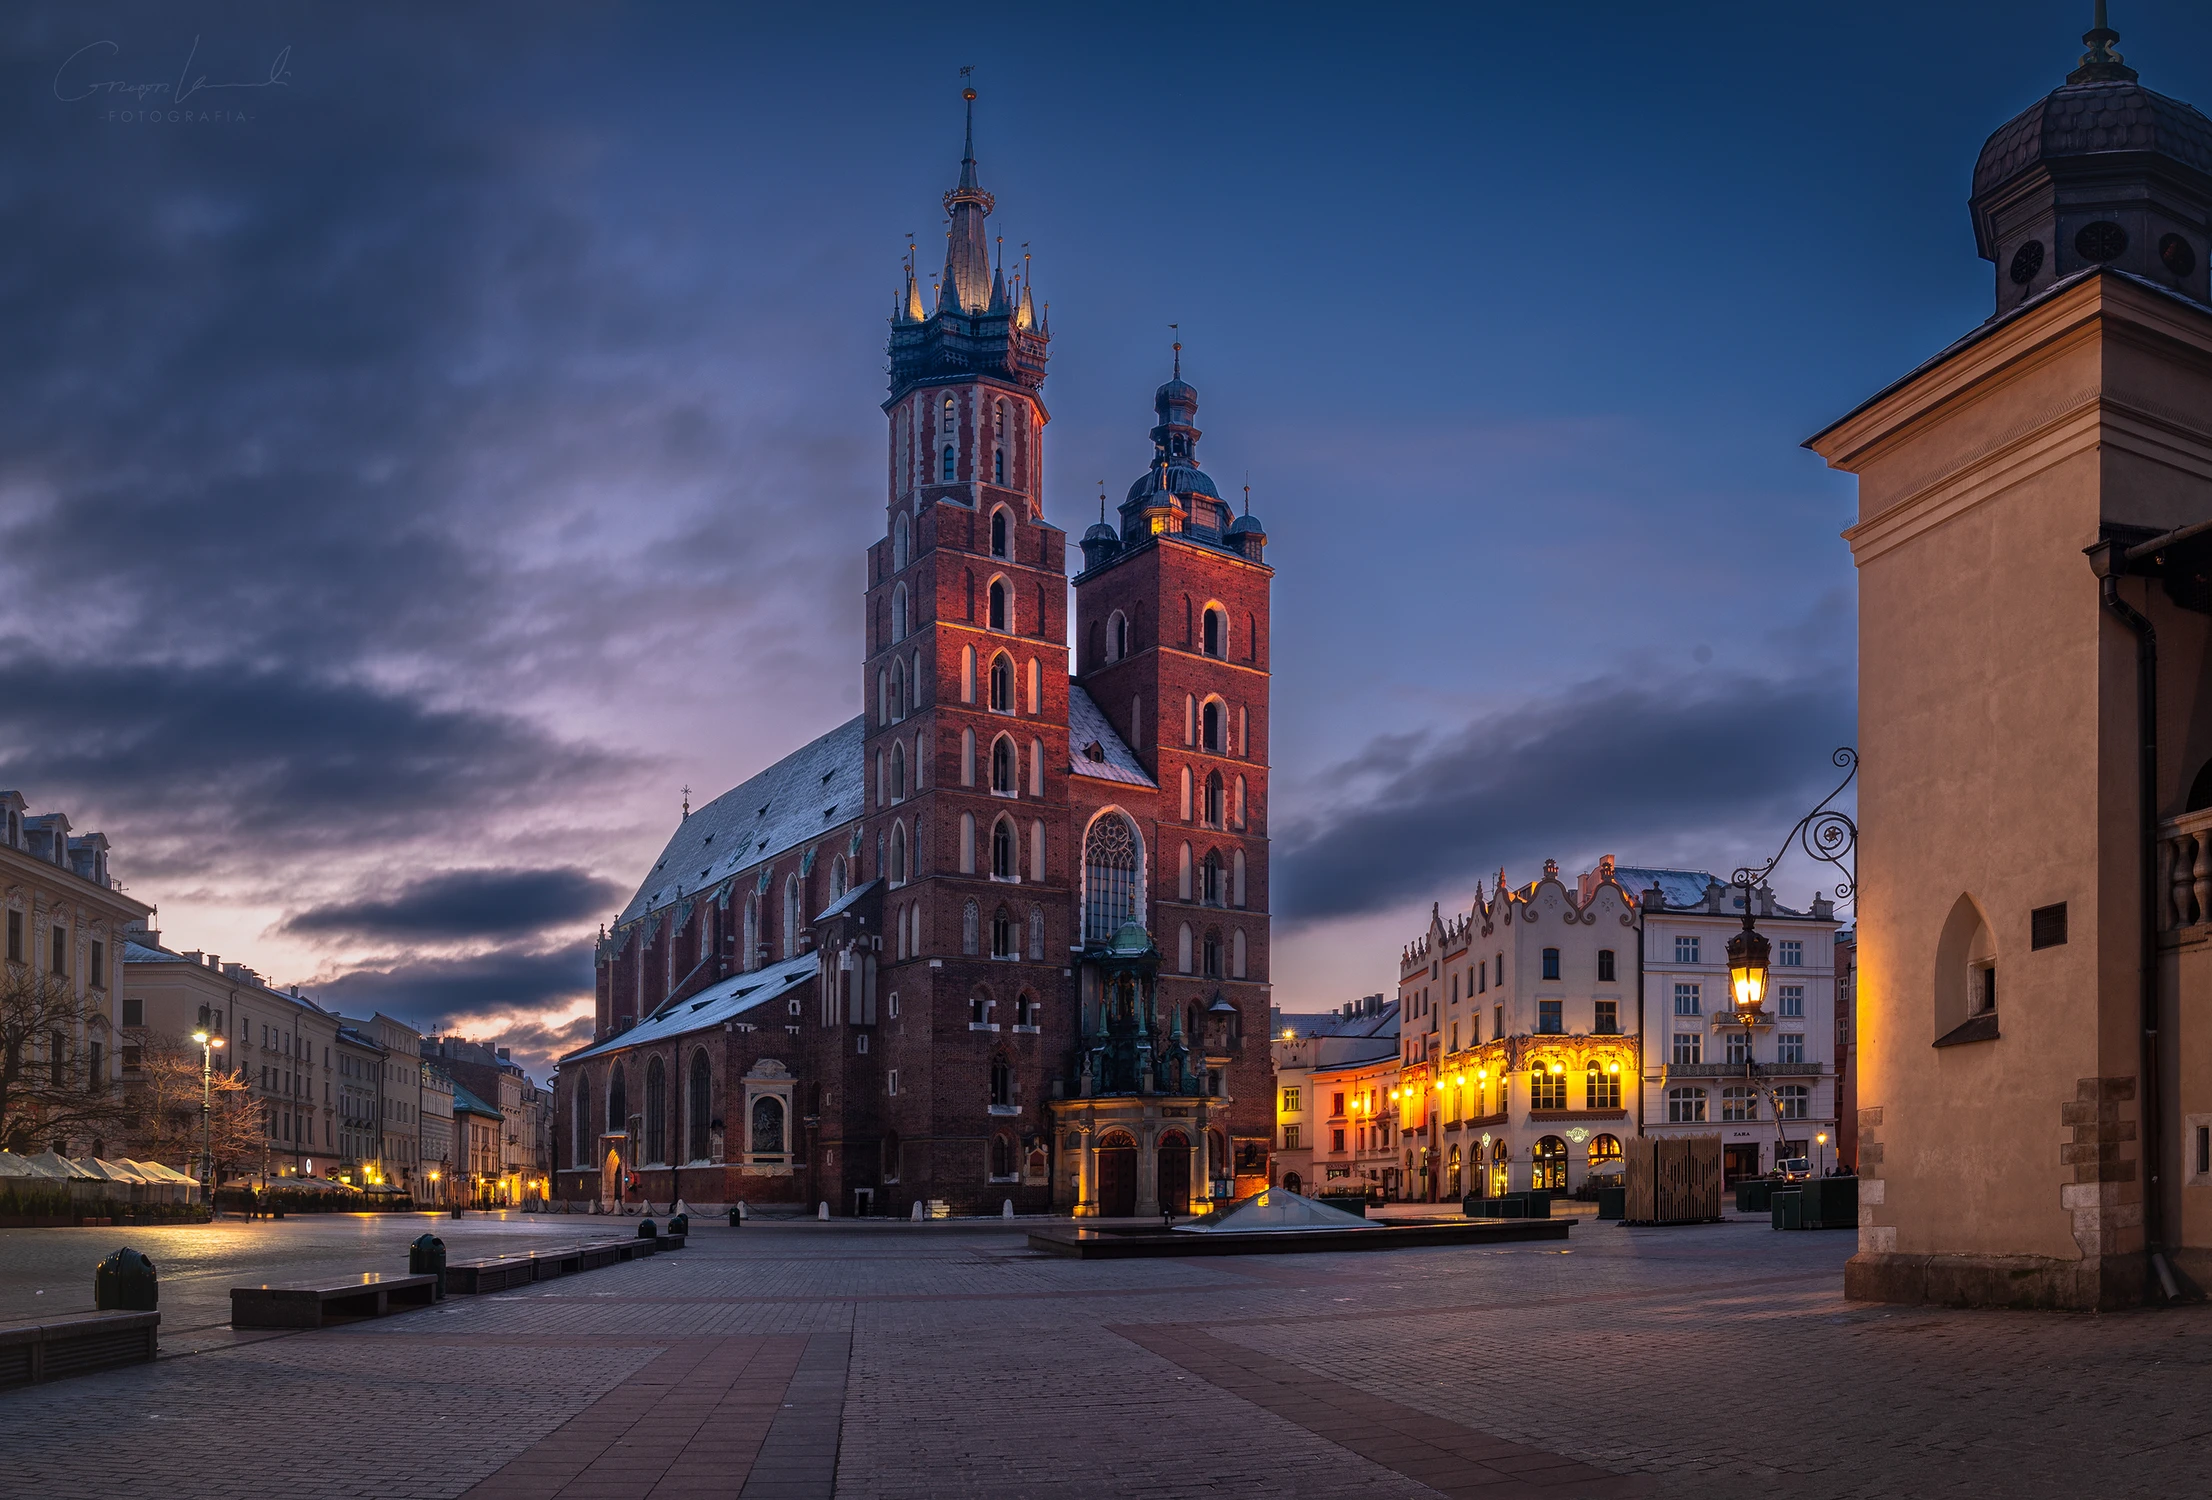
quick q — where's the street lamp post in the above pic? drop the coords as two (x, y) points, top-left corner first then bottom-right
(190, 1008), (225, 1199)
(1722, 748), (1859, 1181)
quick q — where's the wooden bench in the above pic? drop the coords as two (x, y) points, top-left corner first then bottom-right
(529, 1245), (584, 1280)
(231, 1273), (438, 1329)
(0, 1311), (159, 1388)
(657, 1232), (685, 1250)
(444, 1257), (538, 1295)
(576, 1240), (628, 1270)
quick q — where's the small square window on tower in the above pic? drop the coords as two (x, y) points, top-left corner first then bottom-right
(2031, 902), (2068, 950)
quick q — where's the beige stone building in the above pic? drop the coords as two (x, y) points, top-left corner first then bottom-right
(122, 935), (342, 1181)
(420, 1066), (456, 1205)
(1, 791), (150, 1153)
(342, 1013), (426, 1196)
(1269, 995), (1399, 1199)
(1813, 16), (2212, 1306)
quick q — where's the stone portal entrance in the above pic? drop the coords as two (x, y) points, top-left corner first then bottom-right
(1157, 1131), (1190, 1214)
(1096, 1135), (1137, 1217)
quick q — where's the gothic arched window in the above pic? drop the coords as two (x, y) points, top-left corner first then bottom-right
(688, 1050), (713, 1162)
(1204, 771), (1225, 827)
(784, 875), (802, 958)
(963, 899), (980, 956)
(1083, 814), (1140, 944)
(890, 821), (908, 885)
(942, 445), (955, 482)
(892, 511), (910, 571)
(990, 1056), (1012, 1107)
(608, 1065), (629, 1138)
(1028, 906), (1045, 960)
(989, 653), (1013, 713)
(989, 577), (1009, 632)
(1202, 849), (1223, 906)
(890, 659), (906, 721)
(991, 1132), (1015, 1178)
(751, 1095), (785, 1157)
(892, 583), (908, 642)
(573, 1076), (592, 1166)
(991, 904), (1015, 957)
(1203, 928), (1222, 979)
(1202, 606), (1224, 658)
(831, 856), (848, 902)
(1201, 698), (1223, 752)
(644, 1056), (668, 1165)
(891, 741), (907, 801)
(991, 507), (1009, 558)
(991, 735), (1016, 794)
(743, 897), (758, 971)
(991, 817), (1016, 880)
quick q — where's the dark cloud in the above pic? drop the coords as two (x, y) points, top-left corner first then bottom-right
(315, 942), (592, 1031)
(281, 867), (619, 941)
(0, 650), (625, 876)
(1274, 669), (1856, 923)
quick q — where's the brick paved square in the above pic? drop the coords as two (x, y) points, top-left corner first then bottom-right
(2, 1215), (2206, 1498)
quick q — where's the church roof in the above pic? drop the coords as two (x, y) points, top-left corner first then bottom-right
(565, 951), (818, 1064)
(619, 717), (866, 925)
(1066, 685), (1156, 788)
(1974, 79), (2212, 202)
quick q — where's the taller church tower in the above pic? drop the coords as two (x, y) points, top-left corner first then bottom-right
(862, 91), (1072, 1195)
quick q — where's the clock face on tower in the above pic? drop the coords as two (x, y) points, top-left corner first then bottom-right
(2161, 233), (2198, 278)
(2009, 240), (2044, 286)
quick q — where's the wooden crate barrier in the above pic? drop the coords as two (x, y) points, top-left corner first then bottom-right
(1624, 1134), (1723, 1224)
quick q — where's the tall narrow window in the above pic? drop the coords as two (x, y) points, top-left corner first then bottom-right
(644, 1058), (667, 1165)
(989, 578), (1009, 631)
(1027, 657), (1040, 713)
(1029, 737), (1044, 796)
(991, 508), (1009, 557)
(991, 817), (1016, 879)
(990, 654), (1013, 712)
(1205, 771), (1225, 827)
(942, 445), (955, 482)
(688, 1052), (712, 1161)
(961, 727), (976, 785)
(893, 511), (910, 571)
(1202, 606), (1224, 657)
(890, 822), (908, 885)
(1202, 699), (1223, 751)
(992, 735), (1017, 794)
(1082, 815), (1140, 943)
(892, 584), (908, 642)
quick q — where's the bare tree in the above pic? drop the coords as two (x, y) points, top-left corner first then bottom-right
(0, 963), (127, 1154)
(119, 1033), (263, 1175)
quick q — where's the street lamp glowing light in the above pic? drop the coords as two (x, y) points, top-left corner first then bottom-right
(1727, 921), (1771, 1013)
(1608, 1062), (1620, 1075)
(191, 1030), (208, 1045)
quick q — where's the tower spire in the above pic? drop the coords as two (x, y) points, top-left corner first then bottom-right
(2070, 1), (2136, 84)
(941, 76), (995, 312)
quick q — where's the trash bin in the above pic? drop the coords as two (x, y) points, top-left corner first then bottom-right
(1770, 1190), (1804, 1231)
(637, 1217), (658, 1239)
(95, 1247), (158, 1311)
(728, 1205), (742, 1229)
(1596, 1186), (1626, 1221)
(96, 1247), (158, 1309)
(668, 1213), (689, 1237)
(409, 1233), (447, 1296)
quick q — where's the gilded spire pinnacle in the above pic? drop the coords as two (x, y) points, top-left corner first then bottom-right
(941, 77), (994, 313)
(2070, 1), (2137, 84)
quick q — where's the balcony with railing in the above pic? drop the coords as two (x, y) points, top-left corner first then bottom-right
(2159, 807), (2212, 935)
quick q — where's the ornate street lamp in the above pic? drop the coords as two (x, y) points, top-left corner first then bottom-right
(191, 1007), (225, 1196)
(1725, 747), (1858, 1178)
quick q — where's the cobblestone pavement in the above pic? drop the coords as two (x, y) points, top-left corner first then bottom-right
(1, 1212), (2208, 1498)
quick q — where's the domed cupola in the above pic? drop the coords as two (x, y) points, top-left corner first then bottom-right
(1970, 5), (2212, 315)
(1119, 343), (1230, 544)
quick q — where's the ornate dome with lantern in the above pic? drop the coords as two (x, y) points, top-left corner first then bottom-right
(1970, 6), (2212, 315)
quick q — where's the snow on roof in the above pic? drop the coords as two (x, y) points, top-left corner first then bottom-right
(1276, 1003), (1399, 1042)
(620, 717), (866, 925)
(815, 877), (880, 924)
(564, 951), (817, 1064)
(1610, 866), (1809, 919)
(1066, 685), (1156, 788)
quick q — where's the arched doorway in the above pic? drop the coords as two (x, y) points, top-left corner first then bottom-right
(1097, 1131), (1137, 1217)
(1533, 1135), (1568, 1192)
(1282, 1171), (1303, 1195)
(1158, 1131), (1191, 1215)
(1489, 1140), (1510, 1197)
(1448, 1143), (1463, 1200)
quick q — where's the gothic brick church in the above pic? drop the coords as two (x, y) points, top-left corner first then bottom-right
(554, 93), (1276, 1218)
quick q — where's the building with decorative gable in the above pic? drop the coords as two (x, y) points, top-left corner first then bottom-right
(555, 93), (1277, 1218)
